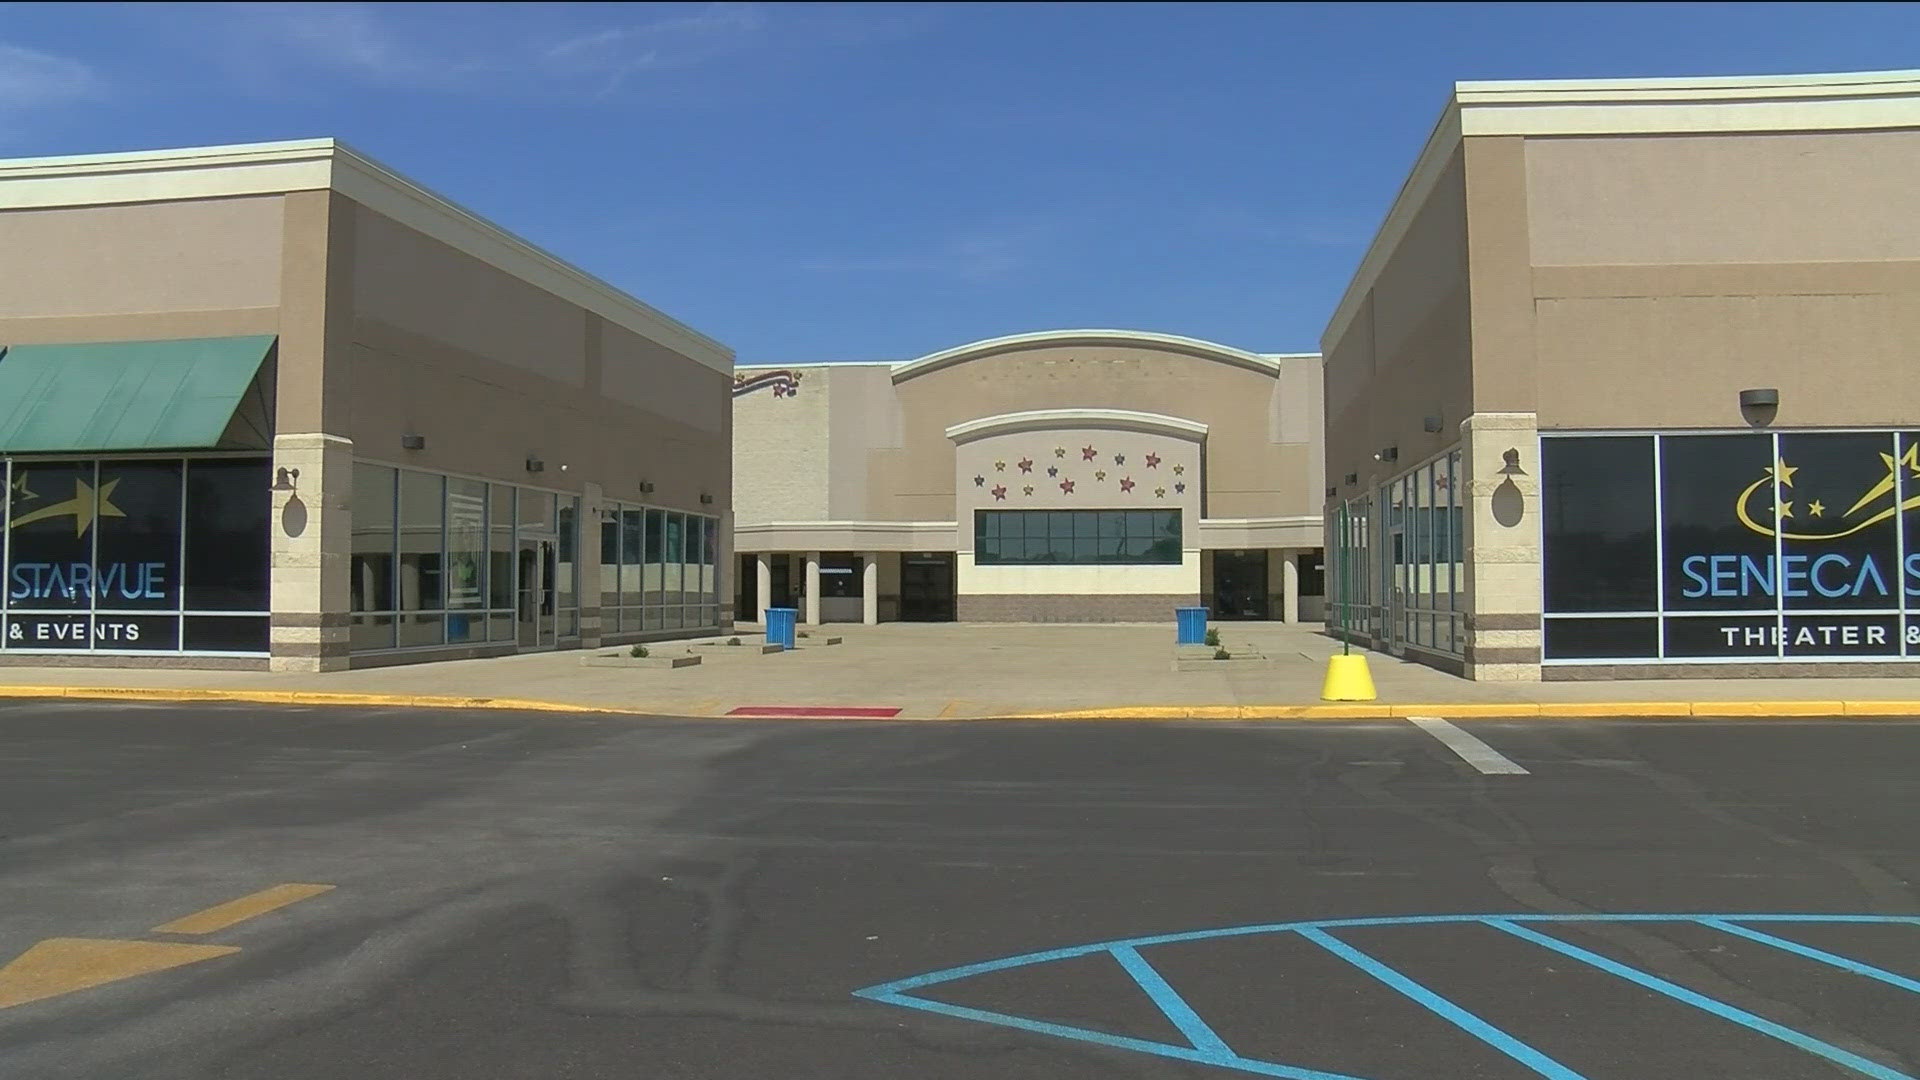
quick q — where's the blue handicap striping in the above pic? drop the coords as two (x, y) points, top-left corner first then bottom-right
(855, 913), (1920, 1079)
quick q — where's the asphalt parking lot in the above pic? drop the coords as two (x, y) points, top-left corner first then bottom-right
(0, 702), (1915, 1079)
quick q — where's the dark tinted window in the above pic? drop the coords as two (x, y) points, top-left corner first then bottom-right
(1541, 437), (1656, 612)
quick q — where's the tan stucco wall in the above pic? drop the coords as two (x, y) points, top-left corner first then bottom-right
(1322, 149), (1473, 503)
(733, 368), (833, 524)
(882, 343), (1316, 522)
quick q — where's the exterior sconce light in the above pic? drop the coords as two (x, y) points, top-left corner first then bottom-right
(639, 481), (656, 494)
(1499, 448), (1527, 476)
(271, 467), (299, 492)
(1373, 446), (1399, 464)
(525, 457), (545, 474)
(1343, 472), (1358, 486)
(400, 434), (426, 450)
(699, 492), (715, 505)
(1738, 388), (1779, 409)
(1423, 416), (1444, 433)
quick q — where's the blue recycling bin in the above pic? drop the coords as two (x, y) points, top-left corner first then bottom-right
(765, 607), (798, 650)
(1175, 606), (1209, 645)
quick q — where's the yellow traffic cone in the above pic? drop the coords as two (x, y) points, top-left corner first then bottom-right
(1321, 654), (1377, 701)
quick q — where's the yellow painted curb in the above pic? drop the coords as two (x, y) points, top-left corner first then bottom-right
(1691, 701), (1847, 717)
(1388, 703), (1543, 718)
(1537, 702), (1695, 718)
(1842, 701), (1920, 717)
(0, 684), (624, 716)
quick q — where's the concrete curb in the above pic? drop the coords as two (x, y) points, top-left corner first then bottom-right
(0, 684), (1914, 721)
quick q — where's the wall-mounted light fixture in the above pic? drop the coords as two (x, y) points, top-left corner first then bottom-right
(1499, 448), (1527, 476)
(1738, 387), (1780, 409)
(1423, 416), (1444, 433)
(639, 481), (656, 495)
(400, 434), (426, 451)
(1343, 472), (1358, 486)
(271, 467), (299, 492)
(699, 492), (715, 505)
(525, 457), (545, 474)
(1373, 446), (1399, 464)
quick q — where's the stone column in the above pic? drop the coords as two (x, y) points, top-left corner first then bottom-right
(754, 553), (773, 624)
(577, 482), (605, 649)
(270, 433), (354, 672)
(804, 551), (822, 626)
(862, 553), (879, 625)
(1461, 412), (1542, 681)
(1281, 550), (1300, 624)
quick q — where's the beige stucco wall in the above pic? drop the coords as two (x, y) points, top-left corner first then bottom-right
(733, 367), (834, 524)
(1322, 149), (1473, 504)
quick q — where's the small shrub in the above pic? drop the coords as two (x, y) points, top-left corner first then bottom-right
(629, 644), (649, 658)
(727, 636), (742, 646)
(1213, 647), (1232, 661)
(1203, 627), (1221, 647)
(798, 630), (811, 639)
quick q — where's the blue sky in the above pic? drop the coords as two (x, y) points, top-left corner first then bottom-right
(3, 3), (1919, 364)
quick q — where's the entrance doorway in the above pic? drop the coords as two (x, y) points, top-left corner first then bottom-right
(516, 537), (556, 649)
(1211, 550), (1269, 620)
(899, 552), (955, 621)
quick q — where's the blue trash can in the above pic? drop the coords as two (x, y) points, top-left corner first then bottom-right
(1175, 606), (1209, 645)
(765, 607), (798, 650)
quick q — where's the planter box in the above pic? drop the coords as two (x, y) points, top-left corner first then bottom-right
(579, 653), (702, 669)
(692, 642), (785, 655)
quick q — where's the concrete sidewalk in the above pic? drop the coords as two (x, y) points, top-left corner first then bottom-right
(2, 622), (1919, 720)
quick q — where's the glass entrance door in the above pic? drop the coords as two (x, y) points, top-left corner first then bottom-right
(899, 553), (955, 622)
(1386, 524), (1407, 656)
(1211, 550), (1269, 620)
(516, 538), (555, 649)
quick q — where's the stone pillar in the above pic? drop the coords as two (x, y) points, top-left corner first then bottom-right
(1461, 412), (1542, 681)
(804, 551), (822, 626)
(754, 553), (773, 624)
(578, 482), (605, 649)
(1281, 550), (1300, 624)
(862, 553), (879, 625)
(270, 433), (354, 672)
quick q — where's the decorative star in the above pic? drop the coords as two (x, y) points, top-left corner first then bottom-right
(1767, 458), (1798, 487)
(1018, 457), (1034, 474)
(1022, 485), (1034, 496)
(1144, 453), (1161, 469)
(1081, 446), (1097, 461)
(1174, 481), (1186, 494)
(1172, 464), (1185, 476)
(1777, 501), (1794, 519)
(973, 475), (985, 487)
(1808, 499), (1825, 518)
(8, 470), (38, 505)
(1047, 466), (1059, 478)
(1120, 477), (1135, 493)
(995, 460), (1006, 472)
(991, 484), (1007, 501)
(1095, 470), (1107, 481)
(1059, 479), (1075, 494)
(1054, 447), (1066, 458)
(1154, 486), (1166, 498)
(1114, 453), (1125, 465)
(10, 478), (124, 537)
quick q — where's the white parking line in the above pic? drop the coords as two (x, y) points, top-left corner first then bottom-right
(1407, 716), (1530, 775)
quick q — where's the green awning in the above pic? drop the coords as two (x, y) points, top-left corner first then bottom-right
(0, 335), (276, 453)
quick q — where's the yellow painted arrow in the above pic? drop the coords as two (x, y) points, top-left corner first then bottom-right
(0, 938), (238, 1010)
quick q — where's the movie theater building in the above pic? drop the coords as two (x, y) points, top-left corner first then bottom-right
(732, 331), (1326, 625)
(1322, 70), (1920, 681)
(0, 139), (732, 671)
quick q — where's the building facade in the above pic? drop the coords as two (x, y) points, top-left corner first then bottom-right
(733, 331), (1325, 625)
(0, 139), (733, 671)
(1322, 70), (1920, 680)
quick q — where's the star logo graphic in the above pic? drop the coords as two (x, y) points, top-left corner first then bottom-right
(1081, 446), (1097, 461)
(1018, 457), (1034, 474)
(1154, 486), (1166, 498)
(1113, 453), (1125, 465)
(1808, 499), (1825, 518)
(974, 475), (985, 487)
(1120, 477), (1135, 493)
(1022, 485), (1034, 496)
(991, 484), (1007, 501)
(1047, 466), (1058, 478)
(11, 477), (125, 537)
(1054, 447), (1066, 458)
(1735, 444), (1920, 541)
(1172, 464), (1185, 476)
(8, 469), (39, 507)
(1095, 470), (1107, 482)
(1059, 479), (1075, 494)
(1144, 453), (1161, 469)
(995, 460), (1006, 472)
(1174, 481), (1186, 494)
